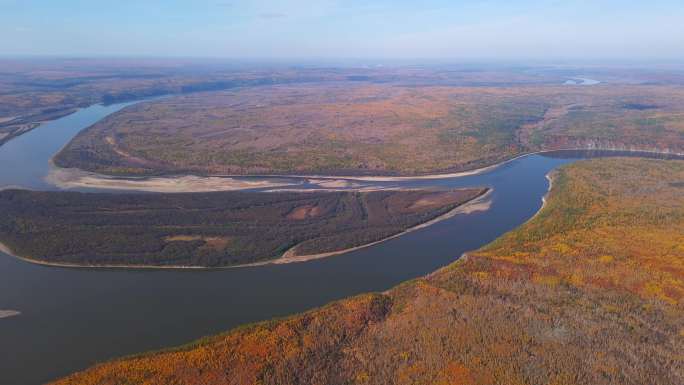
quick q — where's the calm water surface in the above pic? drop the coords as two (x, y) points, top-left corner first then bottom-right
(0, 103), (680, 384)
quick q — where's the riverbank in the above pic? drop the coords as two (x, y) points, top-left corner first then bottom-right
(0, 310), (20, 319)
(46, 148), (684, 193)
(274, 189), (492, 264)
(46, 152), (520, 192)
(45, 157), (512, 192)
(0, 132), (592, 385)
(0, 108), (79, 148)
(427, 171), (555, 281)
(46, 164), (297, 193)
(535, 171), (555, 221)
(52, 158), (684, 385)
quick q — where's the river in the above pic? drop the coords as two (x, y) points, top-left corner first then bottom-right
(0, 102), (681, 384)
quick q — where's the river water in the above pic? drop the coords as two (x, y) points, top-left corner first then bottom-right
(0, 102), (680, 384)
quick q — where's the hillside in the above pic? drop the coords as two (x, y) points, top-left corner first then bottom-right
(51, 158), (684, 384)
(54, 84), (684, 176)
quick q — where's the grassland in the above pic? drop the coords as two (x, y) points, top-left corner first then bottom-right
(0, 188), (485, 267)
(54, 83), (684, 177)
(51, 158), (684, 384)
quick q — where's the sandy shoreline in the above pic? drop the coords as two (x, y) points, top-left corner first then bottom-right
(426, 170), (558, 283)
(46, 165), (398, 194)
(46, 155), (519, 193)
(531, 171), (555, 222)
(0, 189), (492, 270)
(46, 165), (297, 193)
(46, 148), (684, 193)
(0, 241), (13, 257)
(542, 173), (554, 210)
(339, 147), (683, 181)
(0, 310), (21, 319)
(274, 189), (492, 264)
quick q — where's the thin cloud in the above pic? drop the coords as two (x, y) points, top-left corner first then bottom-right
(259, 12), (287, 19)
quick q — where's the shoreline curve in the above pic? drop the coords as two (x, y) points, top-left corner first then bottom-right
(46, 148), (684, 193)
(426, 166), (558, 282)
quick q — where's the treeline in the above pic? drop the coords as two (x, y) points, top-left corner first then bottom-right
(99, 76), (331, 105)
(0, 188), (484, 267)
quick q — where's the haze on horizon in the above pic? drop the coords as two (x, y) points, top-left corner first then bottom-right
(2, 0), (684, 62)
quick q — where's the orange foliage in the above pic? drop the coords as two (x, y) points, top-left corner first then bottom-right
(52, 159), (684, 385)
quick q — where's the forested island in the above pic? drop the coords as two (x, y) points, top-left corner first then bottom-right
(50, 158), (684, 385)
(0, 188), (486, 267)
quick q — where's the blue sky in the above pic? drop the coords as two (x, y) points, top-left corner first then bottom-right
(2, 0), (684, 60)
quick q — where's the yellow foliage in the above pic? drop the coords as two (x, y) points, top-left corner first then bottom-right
(50, 158), (684, 385)
(474, 158), (684, 304)
(473, 271), (489, 281)
(551, 242), (573, 254)
(533, 274), (561, 287)
(356, 371), (370, 383)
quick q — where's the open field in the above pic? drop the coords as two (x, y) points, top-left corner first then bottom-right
(50, 158), (684, 385)
(0, 188), (485, 267)
(54, 83), (684, 176)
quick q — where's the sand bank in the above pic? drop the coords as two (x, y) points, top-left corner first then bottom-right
(46, 166), (295, 193)
(0, 310), (20, 319)
(47, 148), (684, 193)
(274, 189), (493, 265)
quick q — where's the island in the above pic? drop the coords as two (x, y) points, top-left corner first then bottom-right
(50, 158), (684, 385)
(0, 187), (488, 268)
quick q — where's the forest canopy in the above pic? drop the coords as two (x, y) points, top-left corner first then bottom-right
(0, 188), (486, 267)
(50, 158), (684, 385)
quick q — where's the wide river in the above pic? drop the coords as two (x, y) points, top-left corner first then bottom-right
(1, 102), (681, 384)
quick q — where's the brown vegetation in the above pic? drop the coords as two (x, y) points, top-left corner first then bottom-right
(1, 59), (583, 147)
(51, 158), (684, 385)
(0, 59), (379, 146)
(55, 83), (684, 176)
(286, 204), (323, 220)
